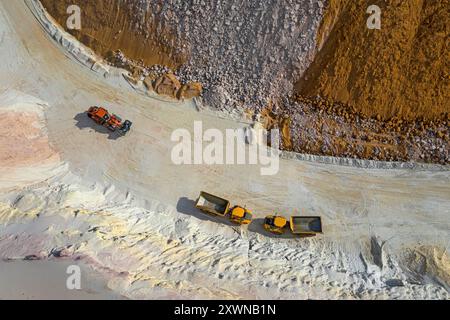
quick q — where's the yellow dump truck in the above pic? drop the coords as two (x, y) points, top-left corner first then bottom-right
(264, 215), (322, 236)
(195, 191), (253, 225)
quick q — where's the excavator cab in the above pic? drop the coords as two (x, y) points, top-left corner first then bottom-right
(229, 206), (253, 225)
(107, 114), (123, 131)
(264, 215), (288, 235)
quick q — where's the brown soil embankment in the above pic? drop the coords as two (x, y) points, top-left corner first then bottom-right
(296, 0), (449, 121)
(39, 0), (185, 69)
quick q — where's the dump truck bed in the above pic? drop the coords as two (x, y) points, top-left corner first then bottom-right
(195, 192), (230, 216)
(290, 216), (322, 234)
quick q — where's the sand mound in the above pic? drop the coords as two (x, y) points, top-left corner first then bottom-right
(295, 0), (449, 121)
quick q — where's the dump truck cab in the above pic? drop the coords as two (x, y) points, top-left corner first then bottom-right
(195, 191), (230, 216)
(229, 206), (253, 225)
(264, 215), (288, 235)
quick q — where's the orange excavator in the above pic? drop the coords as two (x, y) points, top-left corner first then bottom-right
(87, 106), (132, 134)
(195, 191), (253, 225)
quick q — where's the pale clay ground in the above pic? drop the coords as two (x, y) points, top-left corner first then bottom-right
(0, 0), (448, 300)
